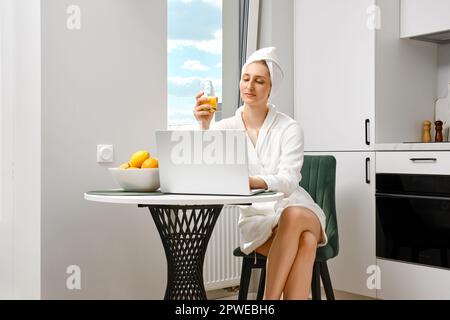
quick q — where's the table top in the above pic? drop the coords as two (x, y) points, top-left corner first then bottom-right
(84, 191), (284, 206)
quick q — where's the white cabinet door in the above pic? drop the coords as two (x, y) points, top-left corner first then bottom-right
(306, 151), (376, 298)
(401, 0), (450, 38)
(295, 0), (375, 151)
(377, 259), (450, 300)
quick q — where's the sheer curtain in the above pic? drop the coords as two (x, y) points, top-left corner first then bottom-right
(239, 0), (250, 73)
(216, 0), (259, 120)
(238, 0), (259, 108)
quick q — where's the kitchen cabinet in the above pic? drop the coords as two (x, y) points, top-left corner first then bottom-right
(295, 1), (377, 297)
(376, 150), (450, 175)
(295, 0), (437, 147)
(295, 0), (437, 299)
(401, 0), (450, 41)
(377, 259), (450, 300)
(295, 0), (375, 152)
(306, 151), (377, 298)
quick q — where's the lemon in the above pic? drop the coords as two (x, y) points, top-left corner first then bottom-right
(129, 150), (150, 168)
(141, 157), (159, 169)
(119, 162), (130, 169)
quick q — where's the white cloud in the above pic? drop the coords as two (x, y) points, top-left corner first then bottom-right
(202, 0), (222, 7)
(214, 29), (222, 39)
(168, 38), (222, 54)
(169, 76), (222, 97)
(182, 60), (210, 71)
(168, 29), (222, 54)
(176, 0), (222, 7)
(169, 76), (221, 88)
(168, 41), (181, 53)
(214, 62), (222, 69)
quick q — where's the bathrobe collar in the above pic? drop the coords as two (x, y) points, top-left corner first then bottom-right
(235, 104), (277, 153)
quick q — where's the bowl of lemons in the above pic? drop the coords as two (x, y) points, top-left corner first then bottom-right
(109, 150), (160, 192)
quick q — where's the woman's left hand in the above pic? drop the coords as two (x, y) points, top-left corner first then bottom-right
(249, 176), (268, 190)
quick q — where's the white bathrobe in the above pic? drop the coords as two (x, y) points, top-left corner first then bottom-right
(209, 104), (328, 255)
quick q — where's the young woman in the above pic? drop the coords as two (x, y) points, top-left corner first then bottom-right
(193, 47), (327, 300)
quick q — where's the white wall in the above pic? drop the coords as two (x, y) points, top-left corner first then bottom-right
(375, 0), (437, 144)
(257, 0), (294, 118)
(41, 0), (166, 299)
(437, 44), (450, 99)
(0, 0), (42, 299)
(0, 0), (14, 299)
(14, 0), (42, 300)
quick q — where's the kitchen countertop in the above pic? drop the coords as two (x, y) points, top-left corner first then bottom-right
(375, 143), (450, 151)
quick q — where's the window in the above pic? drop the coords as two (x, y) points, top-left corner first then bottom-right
(167, 0), (223, 129)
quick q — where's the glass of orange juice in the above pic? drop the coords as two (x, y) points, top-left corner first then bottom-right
(202, 80), (218, 113)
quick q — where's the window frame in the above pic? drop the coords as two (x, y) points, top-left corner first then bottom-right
(166, 0), (260, 129)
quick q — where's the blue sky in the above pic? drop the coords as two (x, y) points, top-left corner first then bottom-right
(168, 0), (223, 126)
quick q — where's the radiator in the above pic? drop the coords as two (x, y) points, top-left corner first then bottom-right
(204, 205), (242, 291)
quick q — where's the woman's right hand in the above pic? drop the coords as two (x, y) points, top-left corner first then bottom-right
(194, 91), (214, 129)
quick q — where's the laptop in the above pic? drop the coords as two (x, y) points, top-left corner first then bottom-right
(155, 129), (266, 196)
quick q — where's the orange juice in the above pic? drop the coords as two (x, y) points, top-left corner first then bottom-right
(201, 80), (217, 113)
(207, 96), (218, 113)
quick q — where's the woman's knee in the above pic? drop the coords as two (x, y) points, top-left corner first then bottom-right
(299, 231), (318, 251)
(278, 206), (311, 231)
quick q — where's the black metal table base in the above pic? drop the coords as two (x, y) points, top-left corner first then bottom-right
(140, 204), (223, 300)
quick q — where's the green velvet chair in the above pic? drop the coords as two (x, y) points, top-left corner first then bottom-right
(233, 155), (339, 300)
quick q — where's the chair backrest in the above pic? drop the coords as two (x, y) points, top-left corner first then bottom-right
(299, 155), (339, 261)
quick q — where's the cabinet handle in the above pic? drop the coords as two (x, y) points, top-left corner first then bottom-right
(365, 119), (370, 146)
(410, 158), (437, 163)
(365, 157), (371, 184)
(376, 193), (450, 201)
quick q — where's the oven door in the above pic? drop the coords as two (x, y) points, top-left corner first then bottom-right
(376, 174), (450, 269)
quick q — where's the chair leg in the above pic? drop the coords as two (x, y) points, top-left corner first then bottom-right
(256, 267), (266, 300)
(311, 261), (321, 300)
(238, 258), (252, 300)
(319, 262), (335, 300)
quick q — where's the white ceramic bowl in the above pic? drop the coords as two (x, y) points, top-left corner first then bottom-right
(108, 168), (160, 192)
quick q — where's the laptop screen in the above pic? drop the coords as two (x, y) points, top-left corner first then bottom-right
(156, 130), (253, 195)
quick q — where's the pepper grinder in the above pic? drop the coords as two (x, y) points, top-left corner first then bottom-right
(435, 120), (444, 142)
(422, 121), (432, 143)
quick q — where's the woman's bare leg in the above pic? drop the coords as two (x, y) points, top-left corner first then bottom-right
(283, 231), (319, 299)
(255, 206), (322, 300)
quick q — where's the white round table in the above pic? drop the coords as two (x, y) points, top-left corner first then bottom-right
(84, 191), (284, 300)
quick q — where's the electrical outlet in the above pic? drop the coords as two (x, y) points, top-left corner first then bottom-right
(97, 144), (114, 163)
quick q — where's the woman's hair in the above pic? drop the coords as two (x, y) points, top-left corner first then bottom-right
(251, 60), (272, 86)
(254, 59), (269, 67)
(254, 60), (270, 74)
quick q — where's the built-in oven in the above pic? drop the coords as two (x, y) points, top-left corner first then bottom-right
(376, 151), (450, 269)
